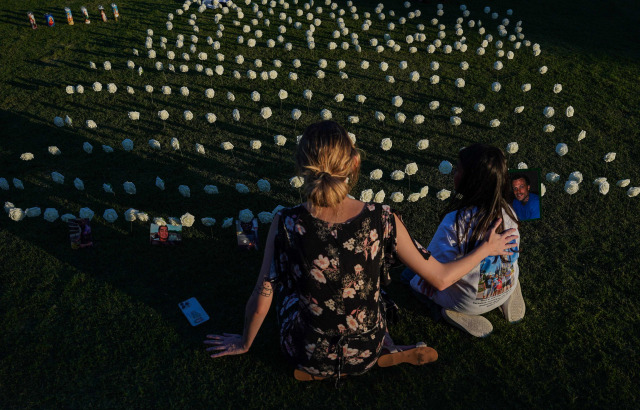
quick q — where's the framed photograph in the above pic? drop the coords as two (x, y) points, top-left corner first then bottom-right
(68, 218), (93, 249)
(508, 168), (541, 221)
(150, 224), (183, 245)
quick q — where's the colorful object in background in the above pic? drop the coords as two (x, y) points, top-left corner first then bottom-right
(99, 5), (107, 22)
(80, 6), (90, 23)
(44, 13), (55, 27)
(64, 7), (74, 25)
(111, 3), (119, 21)
(27, 12), (37, 29)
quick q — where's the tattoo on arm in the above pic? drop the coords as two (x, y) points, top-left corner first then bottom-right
(255, 282), (273, 297)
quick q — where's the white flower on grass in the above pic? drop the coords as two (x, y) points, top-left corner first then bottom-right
(491, 82), (502, 92)
(627, 187), (640, 197)
(290, 176), (304, 189)
(274, 135), (286, 146)
(505, 142), (519, 154)
(577, 130), (587, 142)
(355, 94), (366, 104)
(107, 83), (117, 94)
(44, 208), (59, 222)
(236, 183), (250, 194)
(553, 84), (563, 94)
(73, 178), (84, 191)
(593, 177), (606, 185)
(539, 66), (548, 74)
(149, 139), (161, 150)
(380, 138), (392, 151)
(517, 162), (528, 170)
(65, 85), (75, 95)
(51, 171), (65, 184)
(405, 163), (418, 176)
(201, 217), (216, 227)
(86, 120), (97, 130)
(436, 189), (451, 200)
(232, 109), (241, 122)
(390, 170), (405, 181)
(544, 107), (555, 118)
(291, 109), (302, 121)
(439, 161), (453, 174)
(375, 112), (386, 124)
(220, 142), (234, 151)
(178, 185), (191, 198)
(598, 181), (610, 195)
(203, 112), (217, 124)
(514, 106), (525, 114)
(546, 173), (560, 183)
(158, 110), (169, 121)
(103, 183), (114, 194)
(169, 138), (180, 151)
(409, 71), (420, 82)
(121, 181), (136, 195)
(260, 107), (272, 120)
(257, 179), (271, 192)
(258, 212), (273, 224)
(521, 83), (532, 92)
(603, 152), (616, 163)
(391, 192), (404, 203)
(320, 109), (332, 120)
(430, 75), (440, 84)
(11, 178), (23, 190)
(26, 207), (42, 218)
(455, 78), (465, 88)
(20, 152), (34, 161)
(123, 208), (138, 223)
(617, 179), (630, 188)
(556, 143), (568, 156)
(569, 171), (583, 184)
(180, 212), (195, 227)
(54, 116), (64, 127)
(155, 177), (165, 191)
(544, 124), (556, 133)
(153, 217), (166, 226)
(195, 143), (206, 155)
(82, 142), (93, 154)
(180, 86), (189, 97)
(373, 190), (385, 203)
(360, 189), (373, 202)
(450, 116), (462, 126)
(221, 218), (233, 228)
(238, 209), (254, 224)
(370, 169), (383, 180)
(103, 61), (112, 71)
(8, 208), (26, 222)
(566, 106), (575, 117)
(103, 209), (118, 223)
(89, 61), (97, 69)
(395, 112), (406, 124)
(564, 180), (579, 195)
(204, 185), (219, 194)
(247, 140), (261, 151)
(490, 119), (501, 128)
(128, 111), (140, 121)
(183, 110), (193, 121)
(347, 116), (360, 124)
(0, 179), (8, 190)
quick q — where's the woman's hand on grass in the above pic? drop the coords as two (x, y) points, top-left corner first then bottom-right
(204, 333), (248, 358)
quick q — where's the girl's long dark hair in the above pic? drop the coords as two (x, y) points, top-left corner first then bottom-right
(440, 143), (519, 255)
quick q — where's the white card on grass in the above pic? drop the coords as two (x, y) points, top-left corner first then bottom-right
(178, 297), (209, 326)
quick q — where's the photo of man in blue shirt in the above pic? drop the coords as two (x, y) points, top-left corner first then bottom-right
(511, 174), (540, 221)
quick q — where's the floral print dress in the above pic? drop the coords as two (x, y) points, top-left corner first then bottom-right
(267, 203), (397, 377)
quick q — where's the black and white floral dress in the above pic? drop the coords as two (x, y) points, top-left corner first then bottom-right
(267, 203), (398, 377)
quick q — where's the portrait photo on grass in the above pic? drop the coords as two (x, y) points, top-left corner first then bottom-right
(509, 169), (541, 222)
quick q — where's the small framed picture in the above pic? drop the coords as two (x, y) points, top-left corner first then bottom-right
(68, 218), (93, 249)
(150, 224), (182, 245)
(509, 168), (541, 221)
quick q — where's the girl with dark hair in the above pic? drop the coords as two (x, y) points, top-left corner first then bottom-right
(403, 143), (525, 337)
(204, 124), (518, 380)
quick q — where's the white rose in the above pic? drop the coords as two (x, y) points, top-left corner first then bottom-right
(278, 89), (288, 100)
(291, 109), (302, 120)
(546, 173), (560, 183)
(564, 181), (579, 195)
(373, 190), (385, 203)
(416, 139), (429, 150)
(0, 179), (8, 190)
(405, 163), (418, 176)
(232, 109), (241, 121)
(180, 212), (195, 227)
(158, 110), (169, 121)
(9, 208), (26, 222)
(289, 176), (304, 189)
(170, 138), (180, 151)
(455, 78), (465, 88)
(556, 143), (568, 156)
(257, 179), (271, 192)
(436, 189), (451, 200)
(627, 187), (640, 197)
(578, 130), (587, 141)
(603, 152), (616, 162)
(201, 217), (216, 227)
(204, 185), (219, 194)
(490, 119), (501, 128)
(544, 107), (555, 118)
(543, 124), (556, 133)
(593, 177), (606, 185)
(183, 110), (193, 121)
(149, 139), (161, 150)
(54, 116), (64, 127)
(195, 143), (205, 155)
(153, 217), (166, 226)
(514, 106), (525, 114)
(360, 189), (373, 202)
(320, 109), (332, 120)
(20, 152), (34, 161)
(521, 83), (532, 92)
(430, 75), (440, 85)
(83, 142), (93, 153)
(274, 135), (286, 146)
(390, 170), (405, 181)
(178, 185), (191, 198)
(258, 212), (273, 224)
(124, 208), (138, 222)
(517, 162), (528, 170)
(236, 183), (250, 194)
(616, 179), (630, 188)
(539, 66), (548, 74)
(74, 178), (85, 191)
(103, 209), (118, 223)
(205, 113), (217, 124)
(221, 142), (234, 151)
(26, 207), (42, 217)
(430, 101), (440, 110)
(460, 61), (469, 70)
(491, 82), (502, 92)
(450, 116), (462, 126)
(569, 172), (584, 184)
(238, 209), (254, 223)
(107, 83), (117, 93)
(474, 103), (486, 113)
(43, 208), (59, 222)
(598, 181), (610, 195)
(553, 84), (563, 94)
(155, 177), (165, 191)
(103, 183), (114, 194)
(380, 138), (392, 151)
(420, 186), (429, 198)
(86, 120), (97, 129)
(391, 192), (404, 203)
(439, 161), (453, 174)
(121, 181), (135, 195)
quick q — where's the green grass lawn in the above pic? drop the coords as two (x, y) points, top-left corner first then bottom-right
(1, 0), (639, 408)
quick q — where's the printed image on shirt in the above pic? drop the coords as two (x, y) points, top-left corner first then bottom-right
(476, 257), (516, 301)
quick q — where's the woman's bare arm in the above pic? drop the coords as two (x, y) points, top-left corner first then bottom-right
(394, 214), (517, 291)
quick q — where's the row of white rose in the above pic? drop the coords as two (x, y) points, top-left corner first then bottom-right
(5, 177), (639, 225)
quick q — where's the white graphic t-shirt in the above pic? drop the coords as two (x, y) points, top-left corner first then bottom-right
(410, 208), (520, 315)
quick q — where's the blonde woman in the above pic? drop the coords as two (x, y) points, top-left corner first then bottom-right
(205, 121), (517, 381)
